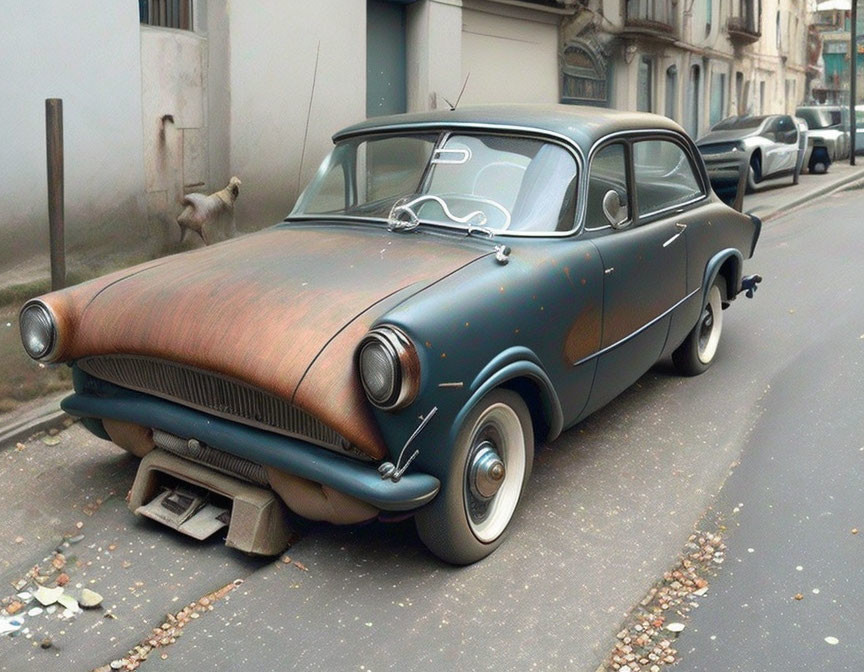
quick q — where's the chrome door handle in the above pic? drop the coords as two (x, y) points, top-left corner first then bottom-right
(663, 222), (687, 247)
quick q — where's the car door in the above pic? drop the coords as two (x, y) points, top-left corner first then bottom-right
(580, 136), (692, 416)
(762, 116), (798, 175)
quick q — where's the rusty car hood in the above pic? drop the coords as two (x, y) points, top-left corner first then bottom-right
(40, 224), (492, 456)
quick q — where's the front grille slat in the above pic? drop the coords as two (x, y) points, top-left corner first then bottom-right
(79, 355), (368, 460)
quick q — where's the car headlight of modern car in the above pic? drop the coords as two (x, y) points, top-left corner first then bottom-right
(19, 301), (57, 361)
(358, 326), (420, 411)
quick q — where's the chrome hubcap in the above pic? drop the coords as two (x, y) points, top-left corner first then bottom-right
(469, 443), (506, 500)
(462, 403), (526, 543)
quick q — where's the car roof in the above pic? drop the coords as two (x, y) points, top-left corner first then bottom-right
(333, 104), (687, 154)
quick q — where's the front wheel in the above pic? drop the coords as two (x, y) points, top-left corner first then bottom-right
(672, 280), (725, 376)
(746, 155), (761, 193)
(415, 389), (533, 565)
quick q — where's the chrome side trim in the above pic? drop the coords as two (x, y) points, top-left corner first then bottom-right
(571, 287), (700, 368)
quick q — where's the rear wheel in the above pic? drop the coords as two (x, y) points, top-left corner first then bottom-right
(415, 389), (533, 565)
(673, 280), (725, 376)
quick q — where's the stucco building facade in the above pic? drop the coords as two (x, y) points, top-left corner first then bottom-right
(1, 0), (812, 290)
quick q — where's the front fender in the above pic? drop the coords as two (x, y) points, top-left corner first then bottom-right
(451, 347), (564, 446)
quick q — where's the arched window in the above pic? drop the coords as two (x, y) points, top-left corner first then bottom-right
(561, 41), (609, 107)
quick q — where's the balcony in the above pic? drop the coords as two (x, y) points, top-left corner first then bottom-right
(622, 0), (676, 40)
(727, 3), (761, 45)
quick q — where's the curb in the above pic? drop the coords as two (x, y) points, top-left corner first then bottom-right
(759, 168), (864, 222)
(0, 391), (71, 450)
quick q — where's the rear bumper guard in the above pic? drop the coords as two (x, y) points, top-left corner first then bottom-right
(62, 384), (440, 512)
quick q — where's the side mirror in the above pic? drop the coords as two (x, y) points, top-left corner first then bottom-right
(602, 190), (628, 228)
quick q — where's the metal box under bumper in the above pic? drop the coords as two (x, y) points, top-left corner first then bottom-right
(62, 386), (440, 512)
(130, 449), (293, 555)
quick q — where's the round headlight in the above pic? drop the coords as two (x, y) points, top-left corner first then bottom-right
(20, 301), (57, 360)
(358, 326), (420, 411)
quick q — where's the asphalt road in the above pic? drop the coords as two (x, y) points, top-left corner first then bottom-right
(0, 184), (862, 671)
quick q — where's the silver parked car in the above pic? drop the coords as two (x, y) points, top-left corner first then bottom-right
(796, 105), (850, 172)
(696, 115), (802, 192)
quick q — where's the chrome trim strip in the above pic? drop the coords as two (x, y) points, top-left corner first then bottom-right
(571, 287), (700, 368)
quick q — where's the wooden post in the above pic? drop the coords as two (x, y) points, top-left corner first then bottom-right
(852, 1), (857, 165)
(45, 98), (65, 290)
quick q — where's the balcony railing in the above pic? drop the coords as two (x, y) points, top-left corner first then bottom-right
(727, 2), (761, 45)
(624, 0), (675, 37)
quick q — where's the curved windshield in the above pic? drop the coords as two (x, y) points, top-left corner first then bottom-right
(712, 115), (767, 130)
(291, 133), (579, 234)
(796, 108), (833, 130)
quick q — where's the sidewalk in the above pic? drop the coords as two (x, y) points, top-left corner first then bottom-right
(742, 161), (864, 221)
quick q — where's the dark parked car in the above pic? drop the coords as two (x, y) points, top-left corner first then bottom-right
(20, 105), (761, 564)
(697, 114), (802, 191)
(796, 105), (851, 172)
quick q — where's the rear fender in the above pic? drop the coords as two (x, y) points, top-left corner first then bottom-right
(703, 249), (743, 307)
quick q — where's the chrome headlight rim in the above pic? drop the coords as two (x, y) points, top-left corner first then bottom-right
(358, 326), (420, 411)
(19, 300), (58, 362)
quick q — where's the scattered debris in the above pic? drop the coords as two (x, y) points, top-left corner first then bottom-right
(14, 536), (23, 544)
(33, 586), (64, 607)
(41, 435), (61, 446)
(600, 526), (726, 671)
(27, 607), (44, 617)
(293, 561), (308, 572)
(793, 593), (804, 601)
(5, 601), (23, 615)
(0, 616), (24, 635)
(825, 636), (839, 646)
(80, 588), (103, 609)
(56, 573), (70, 587)
(67, 533), (85, 544)
(281, 555), (292, 564)
(40, 636), (53, 649)
(95, 579), (244, 671)
(852, 528), (858, 535)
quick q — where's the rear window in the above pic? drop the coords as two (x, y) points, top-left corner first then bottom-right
(713, 116), (766, 130)
(633, 140), (703, 215)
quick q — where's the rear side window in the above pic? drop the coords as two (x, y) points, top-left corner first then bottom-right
(633, 140), (703, 216)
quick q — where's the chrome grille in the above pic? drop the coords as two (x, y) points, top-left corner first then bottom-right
(78, 355), (367, 459)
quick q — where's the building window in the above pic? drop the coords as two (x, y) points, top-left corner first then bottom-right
(686, 64), (700, 136)
(140, 0), (193, 30)
(561, 41), (609, 106)
(637, 57), (654, 112)
(665, 65), (678, 120)
(735, 71), (744, 115)
(706, 0), (713, 36)
(710, 71), (726, 126)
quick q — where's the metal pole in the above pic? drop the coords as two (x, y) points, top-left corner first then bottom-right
(45, 98), (65, 290)
(852, 1), (857, 165)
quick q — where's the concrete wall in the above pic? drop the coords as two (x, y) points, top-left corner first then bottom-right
(226, 0), (367, 228)
(0, 1), (148, 282)
(140, 26), (209, 246)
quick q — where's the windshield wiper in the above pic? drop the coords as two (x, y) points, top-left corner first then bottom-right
(387, 195), (487, 233)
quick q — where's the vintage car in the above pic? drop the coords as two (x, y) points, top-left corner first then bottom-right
(795, 105), (850, 172)
(20, 105), (761, 564)
(697, 114), (802, 191)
